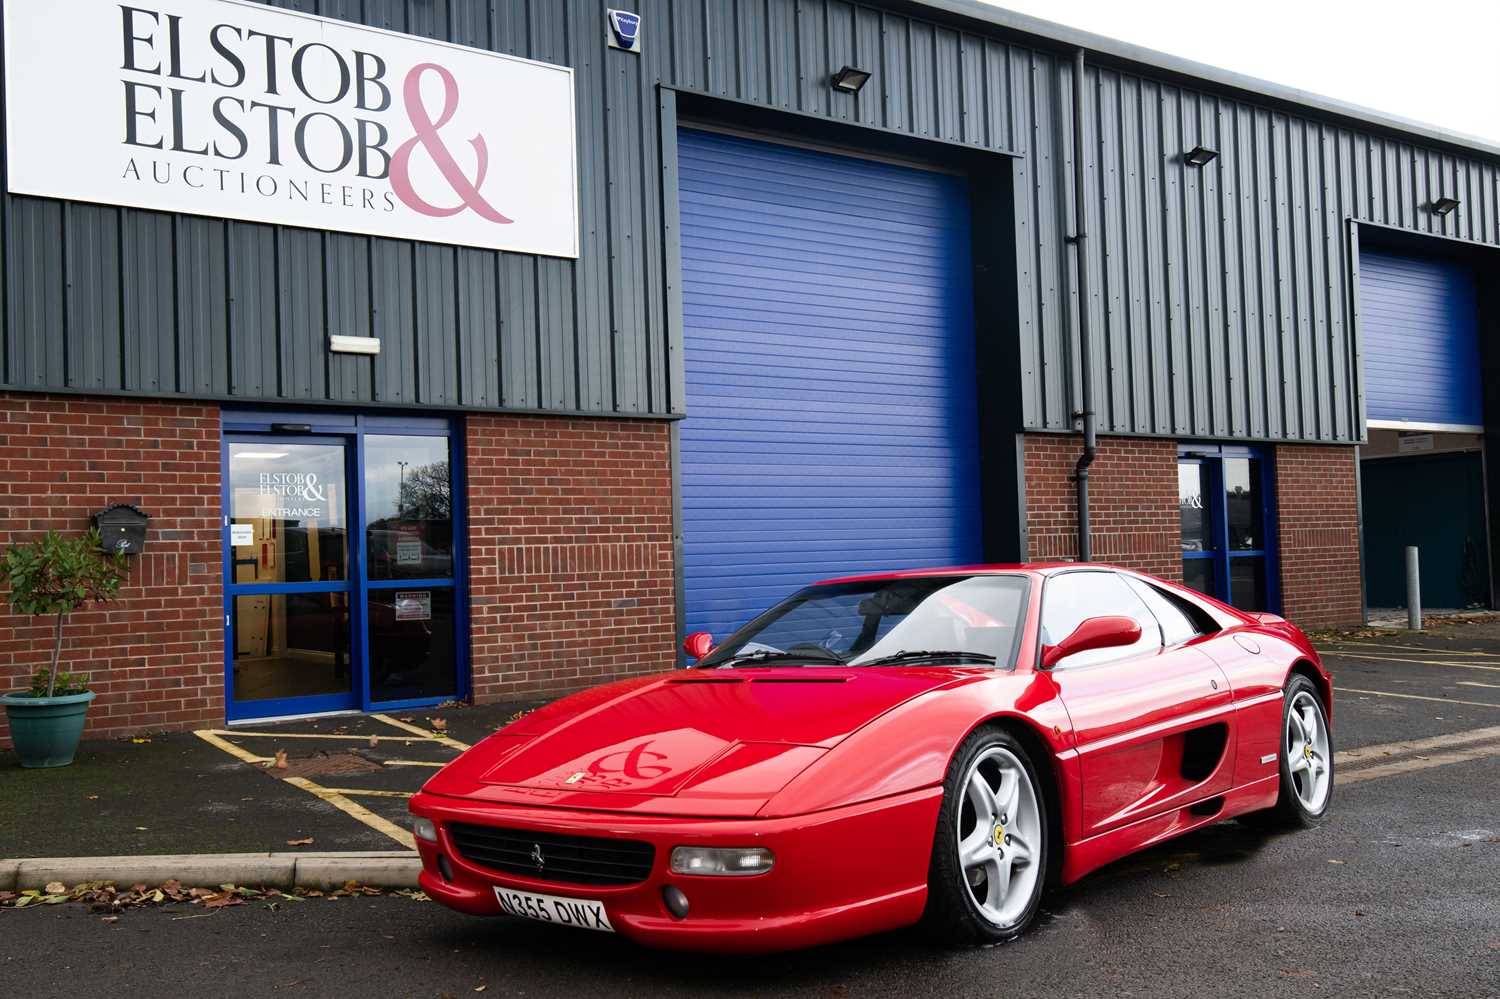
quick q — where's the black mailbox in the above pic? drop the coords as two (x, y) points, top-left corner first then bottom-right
(93, 504), (149, 556)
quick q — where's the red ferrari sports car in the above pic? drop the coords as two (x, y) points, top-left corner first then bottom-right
(409, 564), (1333, 952)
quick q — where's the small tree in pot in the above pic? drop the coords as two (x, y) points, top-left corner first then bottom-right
(1, 529), (129, 768)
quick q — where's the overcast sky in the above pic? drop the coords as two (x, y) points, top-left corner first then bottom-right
(977, 0), (1500, 144)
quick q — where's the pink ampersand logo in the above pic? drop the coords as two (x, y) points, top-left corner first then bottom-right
(389, 62), (513, 225)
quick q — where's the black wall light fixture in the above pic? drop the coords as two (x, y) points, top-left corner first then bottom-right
(831, 65), (871, 94)
(1431, 196), (1460, 216)
(1184, 145), (1218, 166)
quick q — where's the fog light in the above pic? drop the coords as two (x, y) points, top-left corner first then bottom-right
(669, 846), (775, 876)
(412, 817), (438, 843)
(662, 885), (690, 919)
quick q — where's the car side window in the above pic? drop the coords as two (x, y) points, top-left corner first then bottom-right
(1040, 571), (1163, 668)
(1122, 576), (1201, 647)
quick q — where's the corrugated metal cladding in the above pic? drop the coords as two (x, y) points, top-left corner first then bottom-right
(677, 129), (982, 639)
(1357, 251), (1483, 428)
(3, 0), (1499, 443)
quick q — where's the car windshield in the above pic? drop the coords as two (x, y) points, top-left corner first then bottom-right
(696, 575), (1029, 669)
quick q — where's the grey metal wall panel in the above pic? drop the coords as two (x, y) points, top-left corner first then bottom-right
(122, 211), (176, 395)
(64, 204), (121, 392)
(0, 0), (1495, 441)
(277, 229), (325, 401)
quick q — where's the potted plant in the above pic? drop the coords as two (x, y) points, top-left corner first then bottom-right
(2, 529), (128, 768)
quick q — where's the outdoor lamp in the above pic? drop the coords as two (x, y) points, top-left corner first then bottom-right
(831, 65), (871, 94)
(1184, 145), (1218, 166)
(1432, 196), (1460, 216)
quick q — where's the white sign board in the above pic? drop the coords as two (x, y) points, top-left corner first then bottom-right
(2, 0), (579, 257)
(394, 591), (431, 622)
(230, 523), (254, 546)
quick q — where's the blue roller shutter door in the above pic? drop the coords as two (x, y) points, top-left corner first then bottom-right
(677, 129), (984, 641)
(1359, 250), (1483, 428)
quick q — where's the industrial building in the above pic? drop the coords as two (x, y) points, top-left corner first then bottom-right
(1, 0), (1496, 740)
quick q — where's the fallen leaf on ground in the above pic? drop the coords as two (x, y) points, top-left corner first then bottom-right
(134, 826), (149, 832)
(475, 986), (487, 993)
(430, 717), (448, 732)
(368, 735), (379, 747)
(273, 749), (288, 769)
(44, 882), (66, 895)
(286, 837), (314, 847)
(86, 794), (99, 800)
(131, 737), (151, 744)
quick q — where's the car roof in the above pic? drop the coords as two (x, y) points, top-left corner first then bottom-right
(814, 562), (1125, 585)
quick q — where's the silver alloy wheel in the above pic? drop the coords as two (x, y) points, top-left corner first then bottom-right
(956, 745), (1042, 928)
(1286, 689), (1331, 812)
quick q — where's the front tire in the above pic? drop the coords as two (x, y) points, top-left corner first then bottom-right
(1244, 674), (1333, 830)
(922, 726), (1048, 945)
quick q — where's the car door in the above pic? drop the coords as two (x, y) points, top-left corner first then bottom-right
(1042, 570), (1235, 839)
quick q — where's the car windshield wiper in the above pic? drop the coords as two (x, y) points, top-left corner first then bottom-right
(709, 647), (848, 668)
(854, 649), (998, 668)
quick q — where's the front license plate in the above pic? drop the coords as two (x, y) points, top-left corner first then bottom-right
(494, 887), (615, 933)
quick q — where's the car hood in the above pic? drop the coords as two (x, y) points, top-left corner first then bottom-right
(421, 668), (967, 816)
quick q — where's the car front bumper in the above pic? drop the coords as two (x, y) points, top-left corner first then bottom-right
(408, 787), (942, 953)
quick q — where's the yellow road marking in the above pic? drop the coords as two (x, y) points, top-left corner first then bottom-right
(381, 759), (446, 768)
(205, 729), (435, 743)
(318, 787), (414, 799)
(194, 730), (272, 764)
(1335, 687), (1500, 710)
(1339, 741), (1500, 784)
(282, 777), (415, 849)
(1336, 725), (1500, 767)
(1325, 652), (1500, 672)
(1458, 681), (1500, 690)
(1322, 641), (1500, 658)
(371, 712), (471, 751)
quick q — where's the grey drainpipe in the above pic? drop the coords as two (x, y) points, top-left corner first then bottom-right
(1071, 47), (1096, 562)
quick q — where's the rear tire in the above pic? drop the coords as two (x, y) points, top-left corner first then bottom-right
(921, 726), (1048, 945)
(1243, 674), (1333, 831)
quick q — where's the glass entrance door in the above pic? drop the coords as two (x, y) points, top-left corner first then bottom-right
(1178, 446), (1279, 613)
(227, 440), (356, 716)
(224, 417), (463, 722)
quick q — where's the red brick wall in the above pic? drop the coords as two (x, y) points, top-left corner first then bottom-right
(0, 394), (223, 747)
(1274, 444), (1362, 628)
(1022, 434), (1181, 579)
(464, 415), (676, 702)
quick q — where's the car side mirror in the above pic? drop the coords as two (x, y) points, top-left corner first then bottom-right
(1040, 615), (1141, 669)
(683, 631), (714, 662)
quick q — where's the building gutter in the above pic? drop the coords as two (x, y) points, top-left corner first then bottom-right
(1070, 47), (1096, 563)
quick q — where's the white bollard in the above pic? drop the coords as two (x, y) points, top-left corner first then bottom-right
(1405, 545), (1422, 631)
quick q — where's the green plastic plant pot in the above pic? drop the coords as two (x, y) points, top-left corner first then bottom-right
(2, 689), (95, 768)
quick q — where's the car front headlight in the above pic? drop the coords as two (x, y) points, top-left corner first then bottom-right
(412, 817), (439, 843)
(669, 846), (775, 876)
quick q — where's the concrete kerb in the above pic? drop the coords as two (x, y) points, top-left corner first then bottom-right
(5, 851), (419, 892)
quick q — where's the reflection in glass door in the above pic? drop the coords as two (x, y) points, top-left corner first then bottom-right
(363, 435), (458, 704)
(224, 415), (464, 722)
(1178, 445), (1279, 613)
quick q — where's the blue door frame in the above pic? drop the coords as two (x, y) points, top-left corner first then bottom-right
(222, 410), (469, 722)
(1178, 443), (1281, 614)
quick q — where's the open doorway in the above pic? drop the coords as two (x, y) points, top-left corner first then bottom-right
(1360, 430), (1490, 613)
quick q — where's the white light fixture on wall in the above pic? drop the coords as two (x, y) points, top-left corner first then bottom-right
(329, 334), (381, 355)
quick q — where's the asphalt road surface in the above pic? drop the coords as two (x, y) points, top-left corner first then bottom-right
(5, 628), (1500, 998)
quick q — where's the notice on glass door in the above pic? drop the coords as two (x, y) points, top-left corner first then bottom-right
(395, 591), (432, 622)
(230, 523), (254, 547)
